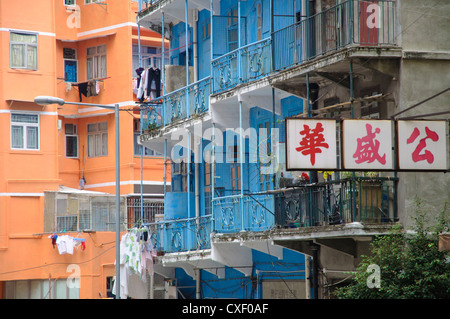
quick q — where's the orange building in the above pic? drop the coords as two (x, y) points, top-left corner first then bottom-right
(0, 0), (168, 299)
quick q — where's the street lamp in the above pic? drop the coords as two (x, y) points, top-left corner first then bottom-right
(34, 96), (122, 299)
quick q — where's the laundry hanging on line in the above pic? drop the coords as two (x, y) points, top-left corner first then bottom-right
(135, 67), (161, 102)
(78, 80), (100, 102)
(112, 227), (156, 299)
(49, 234), (86, 255)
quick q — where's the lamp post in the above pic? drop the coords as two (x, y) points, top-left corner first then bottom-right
(34, 96), (122, 299)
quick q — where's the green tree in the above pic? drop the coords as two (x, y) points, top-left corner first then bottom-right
(335, 199), (450, 299)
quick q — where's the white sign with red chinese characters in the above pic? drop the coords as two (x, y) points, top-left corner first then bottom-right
(397, 120), (448, 170)
(342, 119), (394, 170)
(286, 119), (337, 170)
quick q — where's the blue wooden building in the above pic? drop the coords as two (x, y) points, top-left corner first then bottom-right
(136, 0), (400, 299)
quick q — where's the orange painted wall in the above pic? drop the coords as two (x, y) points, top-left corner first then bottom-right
(0, 0), (168, 299)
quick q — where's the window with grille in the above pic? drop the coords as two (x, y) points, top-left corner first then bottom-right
(64, 0), (76, 6)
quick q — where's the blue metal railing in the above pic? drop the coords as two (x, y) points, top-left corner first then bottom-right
(212, 38), (272, 94)
(212, 194), (275, 233)
(274, 177), (397, 228)
(138, 0), (396, 121)
(146, 177), (396, 254)
(140, 103), (163, 133)
(273, 0), (397, 71)
(146, 214), (213, 253)
(163, 76), (211, 125)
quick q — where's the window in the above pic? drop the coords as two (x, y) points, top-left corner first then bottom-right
(87, 122), (108, 157)
(172, 161), (192, 192)
(64, 0), (76, 6)
(65, 124), (78, 158)
(227, 8), (238, 52)
(205, 162), (212, 187)
(361, 87), (381, 119)
(204, 162), (214, 215)
(4, 279), (79, 299)
(10, 32), (38, 70)
(85, 0), (103, 4)
(63, 48), (78, 82)
(258, 120), (272, 191)
(132, 45), (167, 77)
(87, 45), (106, 80)
(202, 22), (211, 40)
(231, 164), (241, 193)
(256, 3), (262, 41)
(11, 113), (39, 150)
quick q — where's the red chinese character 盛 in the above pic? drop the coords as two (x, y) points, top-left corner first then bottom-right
(406, 126), (439, 164)
(353, 123), (386, 165)
(296, 123), (329, 166)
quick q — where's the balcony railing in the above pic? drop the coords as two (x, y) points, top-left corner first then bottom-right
(126, 197), (164, 228)
(212, 194), (275, 233)
(147, 215), (213, 253)
(274, 177), (397, 228)
(140, 103), (163, 133)
(163, 76), (211, 126)
(273, 0), (397, 71)
(212, 38), (272, 94)
(144, 177), (396, 254)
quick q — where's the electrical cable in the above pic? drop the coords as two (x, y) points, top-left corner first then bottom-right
(0, 245), (116, 276)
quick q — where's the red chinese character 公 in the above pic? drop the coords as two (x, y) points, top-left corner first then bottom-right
(406, 126), (439, 163)
(296, 123), (329, 166)
(353, 123), (386, 165)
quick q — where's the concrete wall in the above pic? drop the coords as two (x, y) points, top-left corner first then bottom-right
(395, 0), (450, 229)
(397, 59), (450, 229)
(398, 0), (450, 52)
(164, 65), (195, 93)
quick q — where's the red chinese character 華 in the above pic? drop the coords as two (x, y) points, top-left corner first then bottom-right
(406, 126), (439, 163)
(296, 123), (329, 166)
(353, 123), (386, 165)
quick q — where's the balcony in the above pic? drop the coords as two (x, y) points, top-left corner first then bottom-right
(212, 194), (275, 233)
(274, 177), (398, 229)
(139, 76), (210, 135)
(147, 215), (213, 253)
(272, 0), (397, 72)
(212, 38), (272, 94)
(163, 76), (211, 126)
(145, 176), (397, 255)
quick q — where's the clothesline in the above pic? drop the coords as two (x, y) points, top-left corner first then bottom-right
(138, 42), (194, 61)
(49, 233), (86, 255)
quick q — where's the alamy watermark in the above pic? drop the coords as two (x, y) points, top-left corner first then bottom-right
(366, 264), (381, 289)
(66, 264), (81, 290)
(141, 125), (281, 175)
(66, 5), (81, 29)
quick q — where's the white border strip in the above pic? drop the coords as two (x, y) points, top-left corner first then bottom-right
(0, 110), (58, 116)
(0, 28), (55, 37)
(0, 193), (44, 197)
(77, 101), (135, 113)
(77, 22), (137, 38)
(1, 22), (138, 39)
(84, 180), (170, 189)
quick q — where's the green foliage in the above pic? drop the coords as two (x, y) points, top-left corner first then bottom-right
(335, 198), (450, 299)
